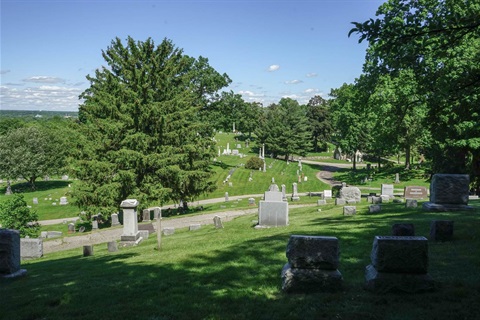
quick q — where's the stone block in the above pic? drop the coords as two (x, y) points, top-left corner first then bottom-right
(339, 186), (361, 202)
(281, 263), (343, 293)
(371, 196), (381, 204)
(343, 206), (356, 216)
(370, 236), (428, 274)
(107, 241), (118, 252)
(364, 264), (435, 293)
(83, 245), (94, 257)
(335, 198), (346, 205)
(392, 223), (415, 236)
(286, 235), (339, 269)
(346, 199), (357, 204)
(47, 231), (62, 238)
(264, 191), (283, 202)
(380, 195), (390, 203)
(430, 220), (454, 241)
(20, 238), (43, 260)
(0, 229), (21, 275)
(317, 199), (327, 206)
(163, 227), (175, 236)
(381, 184), (394, 197)
(189, 224), (201, 231)
(430, 174), (469, 204)
(405, 199), (418, 208)
(258, 201), (289, 226)
(139, 230), (149, 240)
(369, 204), (381, 213)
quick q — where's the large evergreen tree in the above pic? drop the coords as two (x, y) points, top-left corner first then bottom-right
(72, 37), (231, 214)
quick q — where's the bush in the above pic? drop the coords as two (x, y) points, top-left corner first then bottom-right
(0, 194), (40, 237)
(245, 156), (264, 170)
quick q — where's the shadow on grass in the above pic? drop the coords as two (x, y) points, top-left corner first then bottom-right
(1, 180), (71, 194)
(2, 206), (480, 320)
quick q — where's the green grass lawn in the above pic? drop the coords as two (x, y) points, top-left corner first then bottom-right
(2, 200), (479, 320)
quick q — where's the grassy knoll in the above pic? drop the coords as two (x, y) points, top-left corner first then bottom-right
(2, 200), (479, 320)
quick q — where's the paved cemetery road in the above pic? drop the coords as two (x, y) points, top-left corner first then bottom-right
(302, 160), (367, 186)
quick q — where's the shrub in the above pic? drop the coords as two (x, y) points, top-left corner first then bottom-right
(245, 156), (264, 170)
(0, 194), (40, 237)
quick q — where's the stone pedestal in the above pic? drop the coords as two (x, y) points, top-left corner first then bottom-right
(282, 235), (343, 293)
(365, 236), (434, 293)
(119, 199), (142, 246)
(20, 238), (43, 260)
(423, 174), (474, 211)
(258, 200), (289, 227)
(0, 229), (27, 279)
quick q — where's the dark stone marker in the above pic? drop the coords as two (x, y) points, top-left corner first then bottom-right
(430, 220), (454, 241)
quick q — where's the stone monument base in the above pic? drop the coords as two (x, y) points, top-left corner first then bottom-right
(1, 269), (27, 279)
(120, 232), (143, 247)
(364, 264), (435, 293)
(422, 202), (474, 212)
(281, 263), (343, 293)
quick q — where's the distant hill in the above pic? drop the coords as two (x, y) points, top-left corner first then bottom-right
(0, 110), (78, 119)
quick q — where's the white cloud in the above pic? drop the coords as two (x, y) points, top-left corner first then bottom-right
(267, 65), (280, 72)
(0, 69), (11, 75)
(285, 80), (303, 84)
(23, 76), (66, 84)
(304, 88), (320, 94)
(306, 73), (318, 78)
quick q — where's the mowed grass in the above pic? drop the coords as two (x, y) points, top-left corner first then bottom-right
(2, 200), (479, 320)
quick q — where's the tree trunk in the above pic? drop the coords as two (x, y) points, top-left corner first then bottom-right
(405, 145), (411, 169)
(353, 151), (357, 171)
(29, 176), (36, 190)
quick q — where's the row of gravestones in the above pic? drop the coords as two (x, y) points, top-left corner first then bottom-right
(281, 229), (456, 293)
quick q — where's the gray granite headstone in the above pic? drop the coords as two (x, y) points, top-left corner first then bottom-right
(339, 186), (361, 203)
(369, 204), (381, 213)
(83, 245), (93, 257)
(392, 223), (415, 236)
(381, 184), (394, 198)
(343, 206), (356, 216)
(163, 227), (175, 236)
(20, 238), (43, 260)
(213, 215), (224, 229)
(32, 198), (38, 205)
(430, 220), (454, 241)
(107, 241), (118, 252)
(423, 174), (473, 211)
(286, 235), (339, 269)
(111, 213), (120, 226)
(0, 229), (27, 278)
(189, 224), (201, 231)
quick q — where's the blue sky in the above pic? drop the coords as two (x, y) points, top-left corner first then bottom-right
(1, 0), (383, 111)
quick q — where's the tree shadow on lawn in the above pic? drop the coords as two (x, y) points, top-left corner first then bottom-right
(1, 180), (70, 194)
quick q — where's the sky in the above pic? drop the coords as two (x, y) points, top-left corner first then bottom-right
(0, 0), (384, 111)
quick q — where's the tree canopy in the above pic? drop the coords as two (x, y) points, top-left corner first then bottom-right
(72, 37), (231, 214)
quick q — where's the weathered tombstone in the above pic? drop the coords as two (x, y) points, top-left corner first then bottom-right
(369, 204), (381, 213)
(20, 238), (43, 260)
(364, 236), (434, 293)
(92, 220), (98, 230)
(291, 183), (300, 201)
(404, 186), (428, 199)
(430, 220), (454, 241)
(371, 196), (381, 204)
(258, 189), (289, 227)
(143, 209), (151, 222)
(381, 184), (394, 198)
(83, 245), (94, 257)
(0, 229), (27, 278)
(120, 199), (142, 246)
(343, 206), (356, 216)
(317, 199), (327, 205)
(323, 190), (332, 199)
(189, 224), (201, 231)
(32, 198), (38, 205)
(282, 235), (343, 293)
(47, 231), (62, 238)
(268, 183), (279, 192)
(59, 197), (68, 205)
(380, 195), (390, 203)
(61, 175), (69, 180)
(111, 213), (120, 226)
(213, 215), (224, 229)
(423, 174), (474, 211)
(392, 223), (415, 236)
(225, 192), (229, 202)
(248, 197), (255, 206)
(163, 227), (175, 236)
(40, 231), (48, 238)
(139, 230), (149, 240)
(68, 223), (75, 233)
(405, 199), (418, 208)
(281, 184), (287, 201)
(107, 241), (118, 252)
(153, 207), (161, 220)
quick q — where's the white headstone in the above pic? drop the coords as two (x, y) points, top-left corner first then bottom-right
(120, 199), (140, 242)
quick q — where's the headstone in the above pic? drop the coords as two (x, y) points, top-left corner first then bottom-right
(61, 175), (69, 180)
(404, 186), (428, 199)
(189, 224), (201, 231)
(68, 223), (75, 233)
(213, 215), (224, 229)
(107, 241), (118, 252)
(163, 227), (175, 236)
(47, 231), (62, 238)
(153, 207), (161, 219)
(394, 173), (400, 184)
(381, 184), (394, 198)
(138, 223), (155, 234)
(335, 198), (346, 205)
(111, 213), (120, 226)
(430, 220), (454, 241)
(225, 192), (229, 202)
(291, 183), (300, 201)
(343, 206), (356, 216)
(258, 190), (289, 227)
(281, 184), (287, 201)
(317, 199), (327, 205)
(369, 204), (381, 213)
(120, 199), (141, 245)
(423, 174), (473, 211)
(264, 190), (283, 202)
(32, 198), (38, 205)
(392, 223), (415, 236)
(59, 197), (68, 205)
(20, 238), (43, 260)
(248, 198), (255, 206)
(143, 209), (151, 222)
(364, 236), (434, 293)
(92, 220), (98, 230)
(5, 180), (12, 195)
(324, 190), (332, 199)
(380, 195), (390, 203)
(371, 196), (381, 204)
(138, 230), (149, 240)
(83, 245), (94, 257)
(0, 229), (27, 278)
(282, 235), (343, 293)
(339, 186), (362, 203)
(405, 199), (418, 208)
(268, 183), (279, 192)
